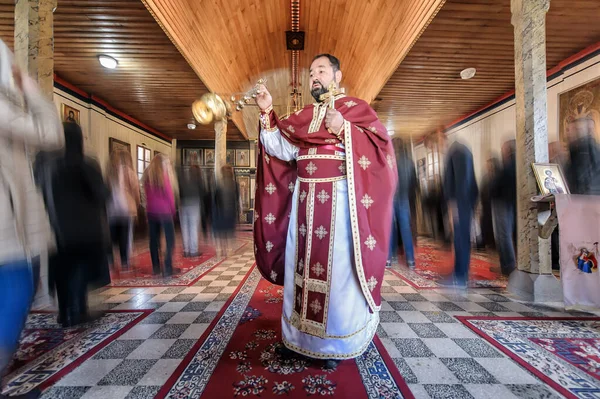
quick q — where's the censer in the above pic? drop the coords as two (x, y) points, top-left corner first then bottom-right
(192, 79), (267, 125)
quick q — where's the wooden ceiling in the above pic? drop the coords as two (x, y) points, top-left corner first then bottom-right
(376, 0), (600, 137)
(142, 0), (445, 139)
(1, 0), (598, 141)
(0, 0), (246, 141)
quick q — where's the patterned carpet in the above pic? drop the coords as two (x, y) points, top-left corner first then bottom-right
(2, 310), (150, 397)
(4, 238), (593, 398)
(391, 240), (507, 289)
(458, 316), (600, 398)
(109, 240), (248, 287)
(158, 267), (413, 398)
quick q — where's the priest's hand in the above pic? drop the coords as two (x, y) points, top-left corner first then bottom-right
(325, 109), (344, 133)
(255, 84), (273, 112)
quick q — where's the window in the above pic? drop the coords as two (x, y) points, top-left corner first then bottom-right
(420, 141), (442, 194)
(137, 145), (152, 180)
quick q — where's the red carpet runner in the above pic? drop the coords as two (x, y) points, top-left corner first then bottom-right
(392, 239), (506, 289)
(159, 266), (414, 398)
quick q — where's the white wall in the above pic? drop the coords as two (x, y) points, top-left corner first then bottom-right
(414, 53), (600, 184)
(53, 88), (172, 172)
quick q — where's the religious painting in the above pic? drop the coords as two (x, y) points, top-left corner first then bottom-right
(205, 149), (215, 166)
(559, 77), (600, 143)
(226, 149), (236, 166)
(61, 104), (80, 125)
(183, 148), (203, 166)
(532, 163), (570, 196)
(236, 149), (250, 167)
(236, 175), (250, 210)
(109, 137), (130, 155)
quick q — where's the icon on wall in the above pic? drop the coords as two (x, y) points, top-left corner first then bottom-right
(62, 104), (80, 125)
(226, 149), (235, 166)
(205, 149), (215, 166)
(183, 148), (203, 166)
(236, 149), (250, 167)
(109, 137), (131, 155)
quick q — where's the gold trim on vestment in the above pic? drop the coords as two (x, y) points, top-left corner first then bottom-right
(297, 154), (345, 161)
(282, 314), (378, 360)
(298, 176), (346, 183)
(309, 104), (328, 134)
(282, 311), (374, 339)
(344, 120), (380, 312)
(301, 183), (316, 324)
(305, 279), (329, 293)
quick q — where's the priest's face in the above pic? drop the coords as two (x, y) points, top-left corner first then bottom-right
(309, 57), (341, 102)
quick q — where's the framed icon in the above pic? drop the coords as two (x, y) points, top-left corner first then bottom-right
(236, 149), (250, 167)
(226, 149), (236, 165)
(62, 104), (80, 125)
(532, 163), (570, 196)
(109, 137), (130, 155)
(183, 148), (203, 166)
(205, 149), (215, 166)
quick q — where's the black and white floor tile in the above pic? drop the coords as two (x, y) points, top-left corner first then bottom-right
(35, 244), (594, 399)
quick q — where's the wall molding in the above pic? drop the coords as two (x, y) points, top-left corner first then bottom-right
(415, 42), (600, 144)
(53, 74), (172, 144)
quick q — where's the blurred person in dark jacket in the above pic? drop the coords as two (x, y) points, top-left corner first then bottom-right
(36, 123), (111, 328)
(564, 117), (600, 196)
(491, 140), (517, 276)
(213, 166), (240, 256)
(441, 135), (479, 288)
(480, 158), (501, 249)
(106, 149), (140, 271)
(388, 138), (417, 268)
(177, 162), (204, 257)
(0, 40), (64, 399)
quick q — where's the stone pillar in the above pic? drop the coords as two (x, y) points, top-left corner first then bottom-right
(171, 138), (178, 166)
(14, 0), (56, 310)
(214, 118), (227, 181)
(508, 0), (562, 302)
(14, 0), (56, 97)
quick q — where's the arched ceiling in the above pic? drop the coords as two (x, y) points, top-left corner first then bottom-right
(141, 0), (445, 139)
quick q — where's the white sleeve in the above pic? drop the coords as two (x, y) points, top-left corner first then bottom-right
(260, 127), (299, 162)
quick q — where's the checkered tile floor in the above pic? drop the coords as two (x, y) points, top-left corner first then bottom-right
(36, 242), (593, 399)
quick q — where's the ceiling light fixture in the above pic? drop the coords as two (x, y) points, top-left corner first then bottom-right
(460, 67), (476, 80)
(187, 123), (197, 130)
(98, 55), (118, 69)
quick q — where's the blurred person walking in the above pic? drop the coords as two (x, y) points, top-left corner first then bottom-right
(441, 135), (479, 289)
(37, 123), (111, 328)
(491, 140), (517, 276)
(212, 166), (240, 256)
(142, 154), (178, 276)
(107, 149), (140, 271)
(388, 138), (418, 268)
(177, 162), (204, 257)
(0, 40), (64, 399)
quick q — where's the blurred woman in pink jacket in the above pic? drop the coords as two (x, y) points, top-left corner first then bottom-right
(142, 154), (177, 277)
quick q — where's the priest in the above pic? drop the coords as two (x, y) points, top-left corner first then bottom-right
(254, 54), (396, 368)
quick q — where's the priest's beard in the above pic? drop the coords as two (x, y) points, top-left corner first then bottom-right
(310, 81), (330, 102)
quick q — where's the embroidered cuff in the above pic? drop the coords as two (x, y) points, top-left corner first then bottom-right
(259, 107), (277, 132)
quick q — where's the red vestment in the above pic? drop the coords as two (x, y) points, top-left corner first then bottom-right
(254, 95), (397, 325)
